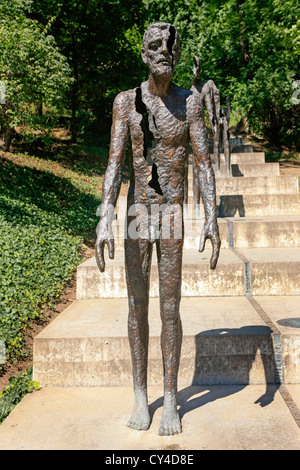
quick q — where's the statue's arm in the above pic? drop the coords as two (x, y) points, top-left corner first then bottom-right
(188, 94), (221, 270)
(200, 82), (214, 130)
(204, 80), (220, 133)
(95, 92), (130, 272)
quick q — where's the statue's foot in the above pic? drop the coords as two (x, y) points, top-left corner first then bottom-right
(127, 403), (151, 431)
(158, 404), (182, 436)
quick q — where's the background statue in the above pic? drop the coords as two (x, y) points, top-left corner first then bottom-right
(219, 97), (231, 177)
(190, 57), (231, 198)
(191, 56), (221, 172)
(186, 56), (220, 218)
(95, 22), (220, 436)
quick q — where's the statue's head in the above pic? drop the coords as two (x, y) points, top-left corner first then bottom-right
(141, 22), (181, 77)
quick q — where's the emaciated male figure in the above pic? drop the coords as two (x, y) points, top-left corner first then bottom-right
(191, 56), (221, 174)
(186, 55), (221, 217)
(95, 23), (220, 436)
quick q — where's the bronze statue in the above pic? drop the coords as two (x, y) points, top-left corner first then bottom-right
(188, 56), (221, 217)
(191, 57), (231, 180)
(95, 23), (220, 436)
(191, 56), (221, 176)
(219, 97), (231, 177)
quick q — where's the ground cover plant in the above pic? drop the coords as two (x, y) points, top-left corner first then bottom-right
(0, 143), (105, 422)
(0, 367), (40, 423)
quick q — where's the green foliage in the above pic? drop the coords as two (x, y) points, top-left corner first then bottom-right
(0, 157), (100, 362)
(233, 67), (299, 145)
(0, 0), (72, 135)
(227, 0), (300, 147)
(0, 367), (39, 423)
(1, 0), (298, 148)
(144, 0), (300, 148)
(29, 0), (147, 138)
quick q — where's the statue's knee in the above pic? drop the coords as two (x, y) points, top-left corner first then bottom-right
(160, 301), (181, 325)
(128, 294), (149, 316)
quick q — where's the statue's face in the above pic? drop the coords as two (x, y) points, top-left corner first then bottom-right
(142, 26), (180, 77)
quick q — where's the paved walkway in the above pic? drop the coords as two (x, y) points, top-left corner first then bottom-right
(0, 384), (300, 450)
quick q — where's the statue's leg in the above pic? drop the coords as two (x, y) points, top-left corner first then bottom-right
(156, 216), (183, 435)
(125, 217), (153, 431)
(192, 154), (201, 219)
(183, 164), (188, 220)
(223, 121), (231, 177)
(184, 163), (188, 207)
(214, 125), (221, 177)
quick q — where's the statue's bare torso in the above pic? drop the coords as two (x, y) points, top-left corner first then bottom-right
(116, 82), (203, 208)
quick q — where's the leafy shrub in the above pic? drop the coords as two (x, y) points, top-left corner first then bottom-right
(0, 368), (39, 423)
(0, 0), (72, 151)
(0, 157), (100, 362)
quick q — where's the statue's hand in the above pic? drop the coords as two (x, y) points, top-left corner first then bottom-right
(95, 221), (114, 272)
(199, 222), (221, 270)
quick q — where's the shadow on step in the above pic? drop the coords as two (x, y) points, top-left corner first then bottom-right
(231, 164), (244, 177)
(218, 195), (245, 217)
(149, 325), (279, 421)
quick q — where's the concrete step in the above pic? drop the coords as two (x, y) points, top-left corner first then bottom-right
(76, 248), (245, 299)
(76, 247), (300, 299)
(138, 194), (300, 218)
(181, 216), (300, 250)
(217, 162), (279, 177)
(1, 384), (300, 449)
(254, 295), (300, 383)
(117, 189), (300, 223)
(116, 193), (300, 223)
(226, 216), (300, 248)
(216, 193), (300, 217)
(111, 217), (300, 251)
(110, 218), (230, 250)
(32, 296), (300, 387)
(188, 176), (299, 197)
(188, 162), (280, 178)
(209, 152), (265, 165)
(235, 247), (300, 296)
(185, 216), (300, 250)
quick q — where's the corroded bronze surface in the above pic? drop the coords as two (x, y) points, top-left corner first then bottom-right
(191, 56), (231, 180)
(95, 23), (220, 435)
(219, 97), (232, 177)
(189, 56), (221, 216)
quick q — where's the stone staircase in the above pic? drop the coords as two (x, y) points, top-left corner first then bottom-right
(32, 149), (300, 389)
